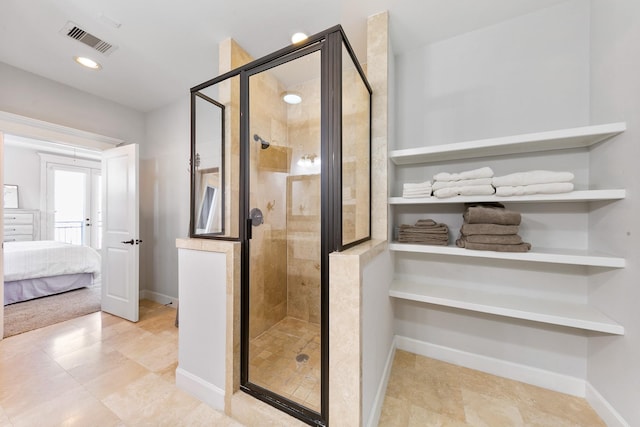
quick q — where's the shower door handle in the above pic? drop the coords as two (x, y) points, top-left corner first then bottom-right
(247, 208), (264, 240)
(249, 208), (264, 226)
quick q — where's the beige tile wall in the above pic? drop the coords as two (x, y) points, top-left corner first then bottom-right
(248, 64), (291, 339)
(283, 72), (322, 325)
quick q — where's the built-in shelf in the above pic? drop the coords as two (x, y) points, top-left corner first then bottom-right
(390, 122), (626, 165)
(389, 122), (626, 340)
(389, 243), (625, 268)
(389, 279), (624, 335)
(389, 189), (626, 205)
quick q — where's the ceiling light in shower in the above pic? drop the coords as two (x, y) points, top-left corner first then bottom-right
(282, 91), (302, 105)
(291, 32), (308, 44)
(74, 56), (102, 70)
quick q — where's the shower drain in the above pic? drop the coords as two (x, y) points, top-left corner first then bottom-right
(296, 353), (310, 363)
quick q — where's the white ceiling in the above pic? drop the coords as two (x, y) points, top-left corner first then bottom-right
(0, 0), (568, 112)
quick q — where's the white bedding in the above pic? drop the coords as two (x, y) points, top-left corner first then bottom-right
(4, 240), (101, 282)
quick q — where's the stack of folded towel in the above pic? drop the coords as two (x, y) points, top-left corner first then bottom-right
(432, 167), (496, 198)
(493, 170), (574, 197)
(456, 202), (531, 252)
(397, 219), (449, 246)
(402, 181), (433, 198)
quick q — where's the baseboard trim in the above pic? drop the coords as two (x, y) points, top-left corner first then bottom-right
(586, 382), (630, 427)
(175, 366), (225, 411)
(365, 338), (396, 427)
(395, 335), (585, 397)
(139, 289), (178, 307)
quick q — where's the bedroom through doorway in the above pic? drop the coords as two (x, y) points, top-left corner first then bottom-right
(3, 134), (104, 337)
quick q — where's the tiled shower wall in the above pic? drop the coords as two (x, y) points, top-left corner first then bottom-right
(248, 50), (369, 334)
(249, 68), (291, 339)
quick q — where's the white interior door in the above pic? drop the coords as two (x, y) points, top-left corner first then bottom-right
(101, 144), (139, 322)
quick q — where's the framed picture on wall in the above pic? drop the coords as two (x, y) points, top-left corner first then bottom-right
(4, 184), (18, 209)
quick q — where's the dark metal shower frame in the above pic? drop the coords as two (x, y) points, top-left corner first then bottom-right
(189, 24), (372, 427)
(189, 90), (228, 238)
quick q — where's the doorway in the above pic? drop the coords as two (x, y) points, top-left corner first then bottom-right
(245, 49), (323, 414)
(0, 112), (139, 339)
(42, 153), (102, 249)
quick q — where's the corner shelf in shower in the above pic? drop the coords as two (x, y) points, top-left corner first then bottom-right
(389, 279), (624, 335)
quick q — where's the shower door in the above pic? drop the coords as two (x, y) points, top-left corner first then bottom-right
(244, 47), (325, 423)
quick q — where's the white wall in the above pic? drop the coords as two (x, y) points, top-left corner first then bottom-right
(141, 97), (191, 298)
(588, 1), (640, 425)
(395, 0), (589, 150)
(2, 144), (40, 210)
(0, 62), (144, 144)
(392, 0), (593, 380)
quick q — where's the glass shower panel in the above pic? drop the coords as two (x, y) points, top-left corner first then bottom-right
(341, 42), (371, 246)
(247, 50), (322, 414)
(191, 75), (240, 238)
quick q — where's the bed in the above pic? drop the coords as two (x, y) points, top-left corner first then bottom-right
(3, 240), (101, 305)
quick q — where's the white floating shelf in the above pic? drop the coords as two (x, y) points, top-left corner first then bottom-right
(389, 243), (625, 268)
(389, 280), (624, 335)
(389, 189), (626, 205)
(390, 122), (626, 165)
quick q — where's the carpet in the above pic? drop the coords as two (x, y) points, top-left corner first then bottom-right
(3, 286), (101, 338)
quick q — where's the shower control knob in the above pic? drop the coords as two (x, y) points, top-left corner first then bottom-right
(249, 208), (264, 226)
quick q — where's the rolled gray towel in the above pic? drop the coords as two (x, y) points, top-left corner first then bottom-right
(463, 234), (523, 245)
(460, 223), (520, 236)
(456, 238), (531, 252)
(463, 205), (521, 226)
(399, 225), (448, 234)
(398, 237), (449, 246)
(398, 232), (448, 241)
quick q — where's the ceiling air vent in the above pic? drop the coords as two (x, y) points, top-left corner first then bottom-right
(59, 21), (118, 56)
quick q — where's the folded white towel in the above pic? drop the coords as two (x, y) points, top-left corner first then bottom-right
(492, 170), (574, 187)
(434, 185), (496, 198)
(403, 193), (432, 199)
(495, 182), (574, 197)
(433, 167), (494, 182)
(432, 178), (493, 190)
(403, 190), (432, 196)
(403, 191), (432, 197)
(403, 181), (432, 189)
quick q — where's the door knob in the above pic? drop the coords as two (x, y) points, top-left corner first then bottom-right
(121, 239), (135, 245)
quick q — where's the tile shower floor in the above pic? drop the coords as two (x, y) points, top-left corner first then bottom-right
(249, 317), (321, 412)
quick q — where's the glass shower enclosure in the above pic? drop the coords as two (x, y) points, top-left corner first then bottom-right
(190, 26), (371, 427)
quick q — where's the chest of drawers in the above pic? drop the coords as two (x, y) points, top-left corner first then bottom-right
(3, 209), (40, 242)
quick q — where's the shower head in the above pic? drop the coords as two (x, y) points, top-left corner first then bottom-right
(253, 134), (270, 150)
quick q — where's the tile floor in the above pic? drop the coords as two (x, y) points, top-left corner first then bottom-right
(0, 300), (242, 426)
(248, 317), (321, 412)
(378, 349), (607, 427)
(0, 303), (610, 427)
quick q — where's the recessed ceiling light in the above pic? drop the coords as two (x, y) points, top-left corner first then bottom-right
(291, 32), (308, 44)
(282, 92), (302, 104)
(74, 56), (102, 70)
